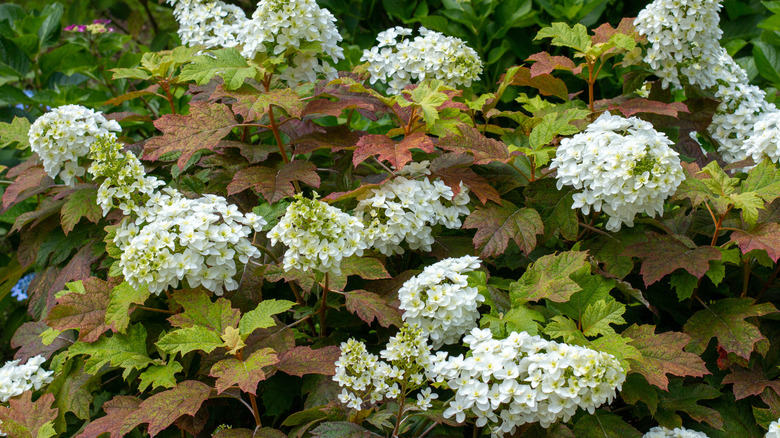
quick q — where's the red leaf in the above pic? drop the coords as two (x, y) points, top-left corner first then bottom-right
(722, 364), (780, 400)
(463, 200), (543, 258)
(293, 126), (365, 155)
(302, 98), (379, 119)
(509, 67), (569, 101)
(45, 277), (118, 343)
(104, 85), (160, 107)
(730, 223), (780, 261)
(437, 125), (511, 165)
(2, 165), (52, 210)
(612, 98), (689, 118)
(76, 396), (142, 438)
(624, 233), (721, 287)
(121, 380), (212, 437)
(353, 132), (434, 171)
(526, 52), (583, 77)
(210, 348), (278, 395)
(276, 345), (341, 377)
(623, 324), (709, 391)
(144, 102), (239, 169)
(11, 321), (75, 361)
(429, 153), (501, 205)
(684, 298), (778, 360)
(227, 161), (321, 202)
(591, 17), (642, 44)
(0, 392), (57, 438)
(345, 289), (403, 328)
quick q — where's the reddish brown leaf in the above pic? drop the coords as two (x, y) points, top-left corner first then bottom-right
(214, 428), (287, 438)
(592, 17), (642, 44)
(730, 223), (780, 261)
(50, 241), (103, 301)
(227, 161), (321, 202)
(429, 153), (501, 205)
(293, 126), (365, 155)
(0, 392), (57, 438)
(144, 102), (239, 169)
(121, 380), (211, 437)
(722, 364), (780, 400)
(76, 396), (142, 438)
(11, 197), (65, 233)
(463, 200), (543, 258)
(624, 233), (721, 287)
(173, 406), (209, 436)
(437, 125), (511, 165)
(45, 277), (118, 343)
(302, 98), (379, 119)
(613, 98), (689, 118)
(623, 324), (709, 391)
(210, 348), (278, 395)
(2, 165), (52, 209)
(345, 289), (403, 328)
(684, 298), (778, 359)
(60, 186), (102, 235)
(104, 85), (160, 106)
(276, 346), (341, 377)
(26, 266), (60, 320)
(11, 321), (75, 361)
(352, 132), (434, 171)
(527, 52), (583, 77)
(509, 67), (569, 100)
(322, 180), (386, 203)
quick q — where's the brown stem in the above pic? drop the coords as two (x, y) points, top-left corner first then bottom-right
(319, 273), (330, 339)
(587, 59), (596, 121)
(235, 350), (262, 427)
(405, 107), (418, 136)
(710, 205), (733, 246)
(391, 381), (408, 438)
(134, 305), (176, 315)
(161, 82), (176, 114)
(741, 257), (751, 298)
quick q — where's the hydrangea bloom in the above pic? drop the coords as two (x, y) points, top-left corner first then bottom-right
(429, 328), (626, 435)
(398, 256), (484, 348)
(267, 194), (366, 275)
(743, 111), (780, 165)
(10, 273), (35, 301)
(768, 419), (780, 438)
(550, 112), (684, 231)
(28, 104), (121, 186)
(356, 169), (470, 256)
(114, 188), (266, 295)
(169, 0), (343, 84)
(0, 355), (54, 403)
(361, 26), (483, 94)
(88, 135), (165, 216)
(333, 324), (436, 411)
(644, 426), (710, 438)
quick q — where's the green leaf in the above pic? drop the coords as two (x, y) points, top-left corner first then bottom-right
(753, 41), (780, 84)
(210, 347), (278, 395)
(543, 315), (586, 343)
(510, 251), (590, 303)
(549, 270), (616, 322)
(529, 108), (589, 150)
(581, 299), (626, 337)
(670, 271), (698, 301)
(463, 200), (543, 258)
(137, 360), (183, 392)
(535, 22), (592, 53)
(400, 80), (449, 130)
(742, 159), (780, 204)
(68, 324), (154, 379)
(0, 117), (30, 149)
(684, 298), (778, 359)
(46, 358), (100, 425)
(239, 299), (296, 337)
(0, 392), (58, 438)
(179, 48), (257, 90)
(105, 282), (150, 334)
(621, 374), (659, 414)
(589, 333), (641, 371)
(168, 288), (240, 333)
(625, 232), (721, 286)
(156, 325), (225, 356)
(729, 191), (764, 226)
(573, 409), (642, 438)
(60, 186), (102, 235)
(655, 380), (723, 429)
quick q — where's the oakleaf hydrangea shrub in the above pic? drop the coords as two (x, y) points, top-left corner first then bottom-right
(550, 112), (684, 231)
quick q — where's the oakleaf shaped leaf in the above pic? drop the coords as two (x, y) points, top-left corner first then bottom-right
(588, 333), (641, 371)
(276, 345), (341, 377)
(655, 380), (723, 429)
(543, 315), (585, 344)
(526, 52), (583, 77)
(105, 282), (150, 334)
(622, 324), (709, 391)
(179, 48), (257, 90)
(311, 421), (372, 438)
(548, 270), (616, 321)
(345, 290), (403, 328)
(624, 232), (720, 286)
(0, 392), (57, 438)
(742, 159), (780, 204)
(463, 200), (543, 258)
(671, 162), (714, 207)
(227, 161), (321, 202)
(613, 98), (689, 118)
(429, 153), (501, 205)
(509, 66), (569, 100)
(529, 109), (588, 150)
(46, 277), (118, 343)
(352, 132), (433, 170)
(722, 364), (780, 400)
(143, 102), (240, 169)
(210, 347), (278, 394)
(137, 360), (183, 392)
(535, 22), (592, 52)
(572, 410), (642, 438)
(121, 380), (211, 437)
(156, 325), (225, 356)
(239, 299), (296, 337)
(75, 396), (141, 438)
(510, 251), (589, 303)
(68, 323), (154, 378)
(221, 326), (245, 355)
(729, 191), (764, 226)
(730, 223), (780, 261)
(0, 116), (31, 149)
(684, 298), (778, 359)
(168, 288), (240, 333)
(60, 186), (102, 235)
(581, 299), (625, 337)
(2, 165), (52, 209)
(437, 124), (511, 165)
(402, 81), (449, 129)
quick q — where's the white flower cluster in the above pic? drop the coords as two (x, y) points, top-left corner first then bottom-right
(87, 136), (165, 216)
(361, 26), (483, 94)
(429, 328), (626, 436)
(334, 324), (437, 411)
(635, 0), (780, 165)
(169, 0), (343, 84)
(550, 112), (684, 232)
(398, 256), (484, 348)
(743, 111), (780, 165)
(28, 104), (121, 186)
(644, 426), (710, 438)
(768, 419), (780, 438)
(355, 171), (470, 256)
(267, 194), (366, 275)
(0, 355), (53, 403)
(114, 189), (266, 295)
